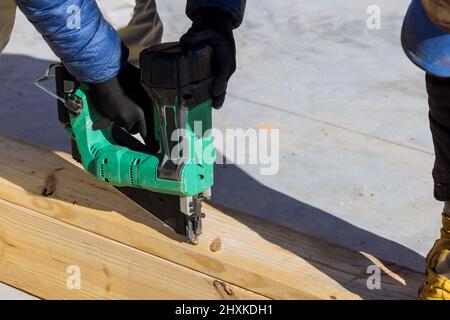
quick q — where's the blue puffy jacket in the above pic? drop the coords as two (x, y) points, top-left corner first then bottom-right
(15, 0), (246, 83)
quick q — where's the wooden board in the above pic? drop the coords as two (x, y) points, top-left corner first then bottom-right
(0, 199), (264, 299)
(0, 134), (425, 299)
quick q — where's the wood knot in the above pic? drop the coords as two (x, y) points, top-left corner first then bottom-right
(213, 280), (234, 298)
(210, 238), (222, 253)
(102, 266), (110, 277)
(41, 173), (57, 197)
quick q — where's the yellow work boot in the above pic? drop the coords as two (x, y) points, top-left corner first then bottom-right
(419, 212), (450, 300)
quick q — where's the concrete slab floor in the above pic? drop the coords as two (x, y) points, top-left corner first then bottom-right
(0, 1), (440, 298)
(0, 283), (37, 300)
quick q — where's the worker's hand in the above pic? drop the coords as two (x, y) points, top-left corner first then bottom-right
(180, 7), (236, 109)
(89, 63), (148, 138)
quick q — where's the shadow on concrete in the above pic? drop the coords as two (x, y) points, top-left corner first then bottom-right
(213, 164), (425, 272)
(0, 54), (425, 299)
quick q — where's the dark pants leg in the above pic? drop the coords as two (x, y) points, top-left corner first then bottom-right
(426, 73), (450, 200)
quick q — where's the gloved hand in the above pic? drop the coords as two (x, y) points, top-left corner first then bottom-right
(180, 7), (236, 109)
(90, 63), (149, 138)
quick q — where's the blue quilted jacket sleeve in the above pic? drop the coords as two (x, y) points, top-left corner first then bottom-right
(15, 0), (127, 83)
(186, 0), (247, 28)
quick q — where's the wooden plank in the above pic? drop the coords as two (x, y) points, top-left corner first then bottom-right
(0, 199), (265, 300)
(0, 134), (424, 299)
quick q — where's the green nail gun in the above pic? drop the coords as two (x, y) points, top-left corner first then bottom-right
(35, 43), (216, 244)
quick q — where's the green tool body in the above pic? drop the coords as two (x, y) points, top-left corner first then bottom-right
(39, 42), (216, 243)
(66, 83), (214, 197)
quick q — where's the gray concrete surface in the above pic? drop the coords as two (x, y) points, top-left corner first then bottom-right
(0, 283), (37, 300)
(0, 0), (441, 299)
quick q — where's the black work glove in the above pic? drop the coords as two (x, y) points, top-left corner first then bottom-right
(180, 7), (236, 109)
(90, 63), (148, 138)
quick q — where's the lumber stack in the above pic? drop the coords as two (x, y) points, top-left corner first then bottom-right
(0, 133), (424, 299)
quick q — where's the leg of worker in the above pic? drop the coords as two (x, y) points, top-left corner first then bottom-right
(427, 74), (450, 201)
(119, 0), (163, 66)
(96, 0), (163, 66)
(0, 0), (17, 53)
(420, 73), (450, 299)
